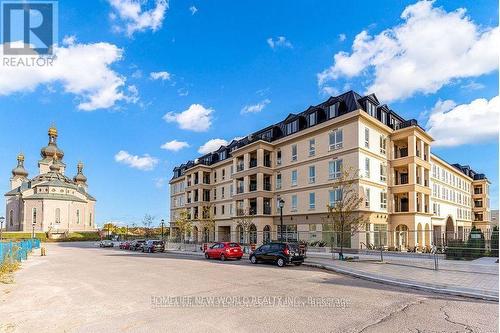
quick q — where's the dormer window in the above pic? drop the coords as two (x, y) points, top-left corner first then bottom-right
(366, 101), (377, 117)
(328, 102), (340, 118)
(308, 112), (316, 126)
(286, 120), (298, 135)
(219, 151), (226, 160)
(380, 110), (387, 125)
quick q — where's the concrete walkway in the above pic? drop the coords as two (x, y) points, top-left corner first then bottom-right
(166, 249), (499, 301)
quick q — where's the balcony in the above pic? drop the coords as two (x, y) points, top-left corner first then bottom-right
(249, 182), (257, 192)
(264, 182), (271, 191)
(264, 206), (271, 215)
(249, 159), (257, 168)
(396, 148), (408, 158)
(395, 174), (409, 185)
(236, 186), (244, 194)
(264, 158), (271, 167)
(236, 164), (244, 172)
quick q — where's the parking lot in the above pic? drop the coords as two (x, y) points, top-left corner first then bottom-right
(0, 241), (497, 333)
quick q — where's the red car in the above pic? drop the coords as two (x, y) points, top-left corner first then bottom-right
(204, 242), (243, 261)
(119, 241), (131, 249)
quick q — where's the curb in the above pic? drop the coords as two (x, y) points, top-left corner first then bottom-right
(303, 262), (499, 302)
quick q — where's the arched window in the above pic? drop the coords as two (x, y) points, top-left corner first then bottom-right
(249, 224), (257, 244)
(55, 208), (61, 223)
(9, 209), (13, 226)
(263, 225), (271, 244)
(32, 208), (37, 224)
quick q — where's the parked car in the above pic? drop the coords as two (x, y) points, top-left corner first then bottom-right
(99, 240), (114, 248)
(205, 242), (243, 261)
(142, 240), (165, 253)
(129, 239), (146, 251)
(249, 242), (304, 267)
(119, 241), (131, 249)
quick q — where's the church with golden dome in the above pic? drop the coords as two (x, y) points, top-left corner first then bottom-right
(4, 126), (96, 233)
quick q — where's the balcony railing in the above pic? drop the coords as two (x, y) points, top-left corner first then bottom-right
(249, 183), (257, 191)
(264, 182), (271, 191)
(249, 159), (257, 168)
(396, 174), (408, 185)
(395, 148), (408, 158)
(236, 164), (244, 172)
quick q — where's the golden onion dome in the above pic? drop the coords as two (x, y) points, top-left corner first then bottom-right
(73, 161), (87, 183)
(12, 153), (28, 177)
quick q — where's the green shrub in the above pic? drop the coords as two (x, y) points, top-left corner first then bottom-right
(0, 232), (47, 241)
(467, 227), (485, 259)
(491, 226), (499, 257)
(446, 239), (467, 260)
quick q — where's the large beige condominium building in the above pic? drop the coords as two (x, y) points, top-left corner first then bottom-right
(4, 126), (96, 233)
(169, 91), (491, 249)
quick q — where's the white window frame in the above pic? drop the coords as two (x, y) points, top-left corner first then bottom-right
(380, 192), (387, 209)
(309, 192), (315, 210)
(291, 170), (297, 187)
(365, 157), (370, 178)
(309, 139), (315, 156)
(329, 159), (342, 180)
(364, 127), (370, 148)
(291, 195), (298, 211)
(365, 188), (370, 208)
(329, 128), (343, 151)
(291, 144), (297, 162)
(309, 166), (316, 184)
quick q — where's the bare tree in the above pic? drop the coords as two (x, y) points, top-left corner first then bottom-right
(234, 207), (255, 244)
(324, 167), (367, 260)
(199, 205), (216, 243)
(142, 214), (155, 239)
(174, 209), (192, 245)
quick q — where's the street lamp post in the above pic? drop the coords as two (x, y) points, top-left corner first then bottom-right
(278, 199), (285, 242)
(160, 219), (165, 240)
(0, 216), (4, 241)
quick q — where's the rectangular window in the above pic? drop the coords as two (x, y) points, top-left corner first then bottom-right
(365, 188), (370, 208)
(276, 174), (282, 190)
(379, 135), (386, 155)
(364, 128), (370, 148)
(380, 164), (387, 182)
(291, 144), (297, 161)
(380, 192), (387, 209)
(291, 170), (297, 186)
(291, 195), (298, 211)
(366, 101), (376, 117)
(309, 139), (315, 156)
(309, 192), (315, 210)
(329, 129), (343, 150)
(309, 166), (316, 184)
(230, 184), (233, 196)
(222, 169), (225, 180)
(276, 150), (282, 165)
(329, 159), (342, 179)
(381, 111), (387, 125)
(221, 187), (225, 199)
(286, 120), (298, 135)
(365, 157), (370, 178)
(308, 112), (316, 126)
(329, 188), (342, 206)
(221, 205), (225, 215)
(329, 102), (340, 118)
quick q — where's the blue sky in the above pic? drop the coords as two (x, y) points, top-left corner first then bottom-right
(0, 0), (498, 226)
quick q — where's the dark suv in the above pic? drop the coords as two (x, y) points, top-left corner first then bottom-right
(142, 240), (165, 253)
(129, 239), (146, 251)
(249, 242), (304, 267)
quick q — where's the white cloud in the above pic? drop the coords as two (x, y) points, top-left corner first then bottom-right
(241, 99), (270, 114)
(154, 177), (168, 188)
(114, 150), (159, 171)
(160, 140), (190, 151)
(267, 36), (293, 49)
(198, 139), (228, 154)
(318, 1), (499, 102)
(150, 71), (171, 81)
(426, 96), (500, 147)
(338, 33), (346, 42)
(461, 81), (485, 91)
(189, 5), (198, 15)
(0, 41), (133, 111)
(163, 104), (214, 132)
(108, 0), (168, 37)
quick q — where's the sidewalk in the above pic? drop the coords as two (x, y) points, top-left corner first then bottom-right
(166, 249), (499, 301)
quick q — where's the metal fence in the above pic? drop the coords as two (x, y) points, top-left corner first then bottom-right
(0, 239), (41, 265)
(160, 228), (498, 271)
